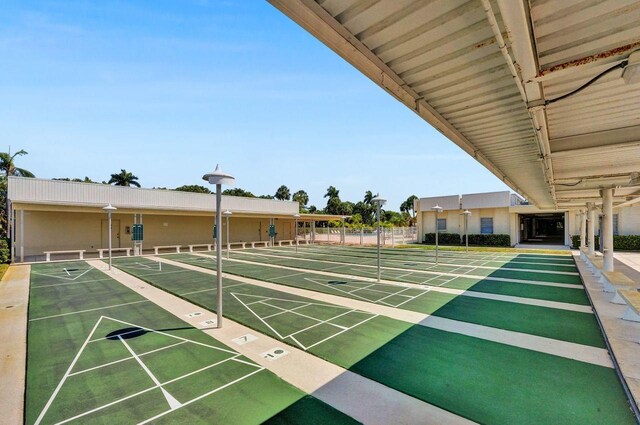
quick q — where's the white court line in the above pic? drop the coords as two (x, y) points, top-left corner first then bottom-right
(69, 341), (187, 376)
(31, 267), (94, 282)
(34, 316), (105, 425)
(261, 301), (313, 320)
(305, 314), (378, 351)
(119, 335), (182, 410)
(235, 250), (582, 288)
(29, 300), (150, 322)
(31, 277), (115, 289)
(180, 282), (246, 297)
(137, 367), (265, 425)
(55, 355), (248, 425)
(231, 293), (286, 340)
(100, 316), (238, 355)
(285, 309), (356, 339)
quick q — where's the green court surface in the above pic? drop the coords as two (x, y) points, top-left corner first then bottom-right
(27, 261), (356, 425)
(111, 257), (635, 424)
(112, 257), (411, 368)
(238, 246), (582, 285)
(272, 244), (579, 273)
(169, 253), (604, 348)
(219, 249), (590, 305)
(231, 250), (588, 298)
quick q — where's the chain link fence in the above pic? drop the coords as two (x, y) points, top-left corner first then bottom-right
(306, 226), (417, 246)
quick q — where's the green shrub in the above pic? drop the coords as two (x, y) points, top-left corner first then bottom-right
(613, 235), (640, 251)
(0, 239), (10, 263)
(423, 233), (510, 247)
(570, 235), (601, 250)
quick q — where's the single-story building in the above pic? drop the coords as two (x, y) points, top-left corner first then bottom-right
(415, 190), (640, 247)
(7, 177), (339, 262)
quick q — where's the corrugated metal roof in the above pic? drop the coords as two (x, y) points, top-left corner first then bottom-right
(8, 177), (299, 215)
(271, 0), (640, 209)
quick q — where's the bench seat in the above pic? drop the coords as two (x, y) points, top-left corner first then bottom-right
(153, 245), (181, 255)
(277, 240), (294, 247)
(229, 242), (247, 249)
(188, 244), (213, 253)
(618, 289), (640, 323)
(599, 271), (635, 294)
(251, 241), (269, 248)
(97, 248), (132, 259)
(44, 250), (86, 262)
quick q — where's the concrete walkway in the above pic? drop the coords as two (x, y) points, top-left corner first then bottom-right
(206, 253), (592, 314)
(87, 260), (473, 425)
(574, 253), (640, 414)
(158, 256), (611, 368)
(0, 265), (31, 425)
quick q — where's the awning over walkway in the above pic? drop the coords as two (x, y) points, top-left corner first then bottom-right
(270, 0), (640, 209)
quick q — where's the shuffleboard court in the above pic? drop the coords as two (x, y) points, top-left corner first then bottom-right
(114, 257), (636, 424)
(220, 249), (591, 306)
(27, 261), (356, 425)
(239, 246), (582, 285)
(169, 253), (605, 348)
(273, 244), (579, 273)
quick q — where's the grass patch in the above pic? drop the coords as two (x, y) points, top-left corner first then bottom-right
(396, 244), (571, 255)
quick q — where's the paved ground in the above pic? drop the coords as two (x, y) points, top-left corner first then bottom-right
(5, 245), (639, 424)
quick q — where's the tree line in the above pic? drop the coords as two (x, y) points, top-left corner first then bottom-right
(0, 149), (418, 239)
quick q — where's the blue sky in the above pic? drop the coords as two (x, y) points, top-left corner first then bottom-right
(0, 0), (510, 211)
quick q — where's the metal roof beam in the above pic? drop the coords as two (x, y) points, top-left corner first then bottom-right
(269, 0), (540, 204)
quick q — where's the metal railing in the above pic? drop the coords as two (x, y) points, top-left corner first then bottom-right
(308, 226), (417, 246)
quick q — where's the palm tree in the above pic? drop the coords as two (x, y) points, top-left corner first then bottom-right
(292, 190), (309, 211)
(108, 169), (141, 187)
(0, 149), (35, 180)
(324, 186), (339, 199)
(364, 190), (374, 205)
(400, 195), (418, 217)
(274, 185), (291, 201)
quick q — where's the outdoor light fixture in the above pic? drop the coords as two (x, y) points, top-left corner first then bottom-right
(293, 213), (300, 253)
(432, 205), (443, 264)
(222, 210), (232, 260)
(622, 50), (640, 85)
(371, 195), (386, 282)
(102, 204), (117, 271)
(463, 209), (471, 254)
(203, 164), (235, 328)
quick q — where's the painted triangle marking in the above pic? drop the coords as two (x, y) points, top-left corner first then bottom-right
(161, 388), (182, 410)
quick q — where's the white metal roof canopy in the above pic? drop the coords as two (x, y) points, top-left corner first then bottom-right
(270, 0), (640, 210)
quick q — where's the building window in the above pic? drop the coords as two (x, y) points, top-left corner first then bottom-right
(613, 214), (619, 236)
(480, 217), (493, 234)
(437, 218), (446, 233)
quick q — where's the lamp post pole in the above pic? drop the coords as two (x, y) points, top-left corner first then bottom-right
(463, 210), (471, 254)
(432, 205), (443, 265)
(294, 213), (300, 253)
(203, 165), (235, 328)
(223, 210), (232, 259)
(103, 204), (117, 270)
(341, 216), (347, 245)
(372, 195), (386, 282)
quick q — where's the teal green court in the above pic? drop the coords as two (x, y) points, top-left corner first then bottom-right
(22, 244), (638, 425)
(26, 261), (355, 425)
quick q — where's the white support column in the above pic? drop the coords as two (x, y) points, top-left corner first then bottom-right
(580, 209), (586, 250)
(20, 209), (24, 263)
(587, 203), (595, 256)
(602, 189), (614, 272)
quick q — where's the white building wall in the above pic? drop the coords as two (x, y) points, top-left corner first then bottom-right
(616, 205), (640, 235)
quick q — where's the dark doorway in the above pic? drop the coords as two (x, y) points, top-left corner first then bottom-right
(519, 213), (565, 245)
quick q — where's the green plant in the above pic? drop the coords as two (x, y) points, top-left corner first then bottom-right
(0, 238), (10, 263)
(570, 235), (600, 250)
(424, 233), (510, 247)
